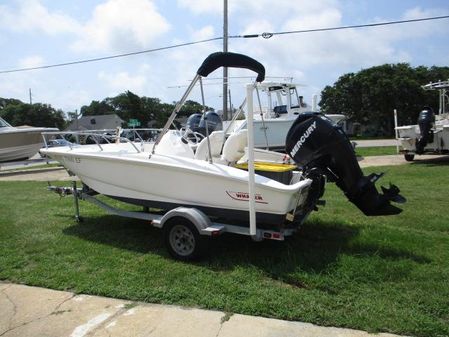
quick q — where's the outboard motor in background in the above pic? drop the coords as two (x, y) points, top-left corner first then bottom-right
(186, 113), (202, 133)
(198, 111), (223, 136)
(416, 106), (435, 154)
(285, 112), (406, 216)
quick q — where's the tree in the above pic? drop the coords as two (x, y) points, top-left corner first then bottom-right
(80, 100), (114, 116)
(179, 100), (214, 117)
(79, 91), (209, 128)
(0, 100), (66, 129)
(320, 64), (449, 136)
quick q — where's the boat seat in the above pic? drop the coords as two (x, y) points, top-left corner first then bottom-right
(221, 129), (247, 163)
(194, 131), (225, 161)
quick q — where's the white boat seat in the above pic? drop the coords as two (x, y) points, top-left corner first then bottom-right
(221, 129), (247, 163)
(194, 131), (225, 161)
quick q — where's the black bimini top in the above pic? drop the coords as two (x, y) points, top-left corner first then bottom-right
(197, 52), (265, 82)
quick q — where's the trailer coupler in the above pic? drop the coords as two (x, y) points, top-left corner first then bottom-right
(47, 181), (82, 222)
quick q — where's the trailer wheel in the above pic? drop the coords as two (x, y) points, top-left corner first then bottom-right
(163, 218), (206, 261)
(404, 153), (415, 162)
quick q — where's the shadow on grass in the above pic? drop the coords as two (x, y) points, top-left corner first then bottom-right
(410, 155), (449, 166)
(63, 215), (430, 287)
(63, 215), (165, 254)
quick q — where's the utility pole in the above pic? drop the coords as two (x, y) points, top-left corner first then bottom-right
(222, 0), (228, 121)
(75, 109), (79, 130)
(29, 88), (32, 104)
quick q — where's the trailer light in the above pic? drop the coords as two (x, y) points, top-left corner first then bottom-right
(272, 232), (281, 239)
(211, 230), (221, 237)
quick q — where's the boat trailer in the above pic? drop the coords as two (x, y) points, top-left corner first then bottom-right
(48, 181), (305, 260)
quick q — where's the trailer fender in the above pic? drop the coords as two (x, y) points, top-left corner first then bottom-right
(157, 207), (212, 234)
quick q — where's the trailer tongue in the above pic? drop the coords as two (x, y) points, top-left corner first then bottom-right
(286, 112), (406, 216)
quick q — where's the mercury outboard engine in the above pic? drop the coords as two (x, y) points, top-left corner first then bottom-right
(286, 112), (406, 216)
(198, 111), (223, 136)
(416, 106), (435, 154)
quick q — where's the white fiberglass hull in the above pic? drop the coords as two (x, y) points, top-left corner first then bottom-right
(41, 143), (312, 226)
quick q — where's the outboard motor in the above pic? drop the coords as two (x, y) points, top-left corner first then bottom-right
(286, 112), (406, 216)
(198, 111), (223, 136)
(186, 113), (202, 133)
(416, 106), (435, 154)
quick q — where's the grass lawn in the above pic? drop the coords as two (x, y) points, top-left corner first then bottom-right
(355, 146), (398, 157)
(1, 163), (449, 337)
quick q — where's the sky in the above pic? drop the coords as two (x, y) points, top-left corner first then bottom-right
(0, 0), (448, 116)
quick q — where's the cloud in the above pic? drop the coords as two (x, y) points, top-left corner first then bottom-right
(72, 0), (170, 53)
(0, 0), (171, 54)
(98, 71), (147, 94)
(191, 25), (215, 40)
(177, 0), (224, 15)
(0, 0), (80, 35)
(18, 55), (45, 69)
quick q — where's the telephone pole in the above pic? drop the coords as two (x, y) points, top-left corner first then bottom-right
(29, 88), (32, 104)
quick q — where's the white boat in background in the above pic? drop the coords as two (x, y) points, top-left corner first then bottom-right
(223, 82), (346, 150)
(41, 52), (404, 260)
(396, 80), (449, 161)
(0, 117), (58, 162)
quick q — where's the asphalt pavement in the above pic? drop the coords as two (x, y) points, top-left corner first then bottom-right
(352, 139), (398, 148)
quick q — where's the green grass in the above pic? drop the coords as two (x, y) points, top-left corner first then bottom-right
(1, 163), (449, 337)
(356, 146), (398, 157)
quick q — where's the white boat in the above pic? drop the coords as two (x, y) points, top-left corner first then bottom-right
(396, 80), (449, 161)
(41, 52), (404, 260)
(223, 82), (346, 150)
(0, 117), (58, 162)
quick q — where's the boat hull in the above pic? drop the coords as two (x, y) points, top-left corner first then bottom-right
(0, 129), (51, 162)
(397, 124), (449, 154)
(41, 144), (312, 227)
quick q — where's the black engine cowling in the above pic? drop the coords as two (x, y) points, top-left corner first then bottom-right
(416, 106), (435, 154)
(285, 112), (405, 216)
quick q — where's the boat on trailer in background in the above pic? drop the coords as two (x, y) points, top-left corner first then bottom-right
(41, 52), (405, 260)
(220, 82), (346, 151)
(0, 117), (57, 162)
(396, 80), (449, 161)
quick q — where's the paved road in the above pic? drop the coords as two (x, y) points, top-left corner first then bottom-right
(0, 282), (404, 337)
(353, 139), (398, 147)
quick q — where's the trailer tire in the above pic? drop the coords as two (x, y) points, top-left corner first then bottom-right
(163, 217), (207, 261)
(404, 153), (415, 162)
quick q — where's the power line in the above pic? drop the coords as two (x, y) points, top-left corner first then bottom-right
(232, 15), (449, 39)
(1, 15), (448, 74)
(0, 37), (222, 74)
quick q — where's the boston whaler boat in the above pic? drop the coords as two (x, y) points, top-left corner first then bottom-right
(42, 52), (405, 260)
